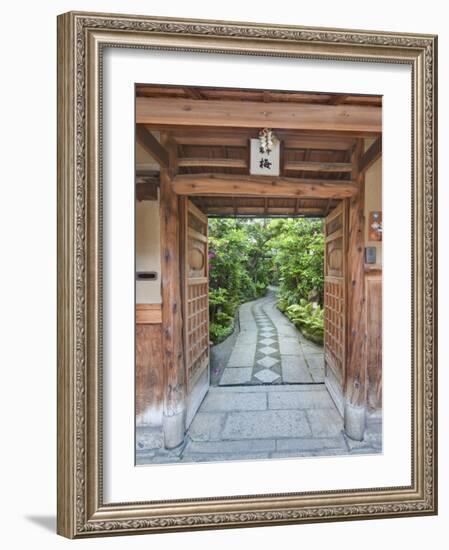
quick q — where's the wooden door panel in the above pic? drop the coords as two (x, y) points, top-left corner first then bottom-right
(324, 201), (347, 414)
(182, 199), (210, 427)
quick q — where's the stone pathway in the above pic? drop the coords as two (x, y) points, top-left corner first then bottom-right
(136, 384), (382, 465)
(218, 290), (325, 386)
(136, 289), (382, 466)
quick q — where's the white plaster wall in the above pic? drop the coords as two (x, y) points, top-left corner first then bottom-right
(135, 198), (162, 303)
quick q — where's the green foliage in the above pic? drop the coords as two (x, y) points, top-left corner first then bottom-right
(207, 217), (325, 345)
(285, 299), (324, 345)
(209, 321), (234, 343)
(267, 218), (324, 308)
(208, 219), (271, 343)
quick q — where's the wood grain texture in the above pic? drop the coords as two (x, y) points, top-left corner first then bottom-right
(366, 274), (382, 409)
(345, 140), (367, 407)
(324, 202), (346, 389)
(182, 199), (210, 393)
(136, 324), (164, 424)
(136, 125), (169, 168)
(359, 137), (382, 174)
(159, 135), (185, 418)
(172, 173), (358, 199)
(178, 157), (247, 169)
(136, 304), (162, 324)
(137, 97), (382, 134)
(172, 129), (355, 150)
(284, 161), (352, 172)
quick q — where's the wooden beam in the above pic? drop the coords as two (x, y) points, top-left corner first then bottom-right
(184, 87), (204, 100)
(136, 125), (169, 169)
(136, 97), (382, 134)
(136, 304), (162, 324)
(204, 206), (325, 216)
(327, 94), (349, 105)
(171, 173), (358, 199)
(136, 170), (160, 180)
(284, 136), (356, 150)
(344, 139), (367, 440)
(177, 157), (247, 169)
(171, 129), (356, 150)
(359, 137), (382, 174)
(173, 131), (251, 147)
(284, 161), (353, 173)
(159, 133), (185, 449)
(263, 91), (272, 103)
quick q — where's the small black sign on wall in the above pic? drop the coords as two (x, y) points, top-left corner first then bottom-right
(365, 247), (377, 264)
(136, 271), (158, 281)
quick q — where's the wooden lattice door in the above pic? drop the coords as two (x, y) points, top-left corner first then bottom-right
(324, 201), (347, 415)
(181, 198), (210, 427)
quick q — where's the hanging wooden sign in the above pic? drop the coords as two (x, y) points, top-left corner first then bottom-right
(249, 137), (280, 176)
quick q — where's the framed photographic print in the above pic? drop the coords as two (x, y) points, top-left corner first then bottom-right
(57, 11), (438, 538)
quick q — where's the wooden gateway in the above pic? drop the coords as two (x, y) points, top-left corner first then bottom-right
(135, 85), (383, 448)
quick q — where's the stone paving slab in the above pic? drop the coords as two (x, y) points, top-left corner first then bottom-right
(136, 382), (383, 465)
(306, 408), (344, 437)
(181, 452), (270, 463)
(222, 409), (311, 439)
(184, 438), (276, 454)
(253, 368), (281, 383)
(268, 390), (335, 410)
(227, 345), (256, 367)
(276, 326), (304, 339)
(309, 367), (325, 383)
(305, 355), (325, 370)
(302, 342), (324, 354)
(281, 357), (314, 383)
(344, 428), (382, 451)
(200, 391), (267, 412)
(270, 450), (348, 459)
(189, 412), (227, 441)
(209, 384), (322, 393)
(136, 427), (164, 450)
(256, 356), (280, 369)
(276, 435), (347, 452)
(219, 367), (253, 385)
(278, 338), (303, 355)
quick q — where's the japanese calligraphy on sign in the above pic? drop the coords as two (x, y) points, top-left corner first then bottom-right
(250, 137), (280, 176)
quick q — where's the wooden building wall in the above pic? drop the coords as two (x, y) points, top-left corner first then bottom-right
(366, 271), (382, 409)
(135, 195), (164, 428)
(364, 152), (382, 411)
(136, 305), (164, 426)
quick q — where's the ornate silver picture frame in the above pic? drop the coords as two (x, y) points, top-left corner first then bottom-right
(57, 11), (437, 538)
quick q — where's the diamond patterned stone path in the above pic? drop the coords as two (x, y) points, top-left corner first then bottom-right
(218, 288), (325, 386)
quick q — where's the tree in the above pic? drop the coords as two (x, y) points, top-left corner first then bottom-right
(207, 217), (325, 344)
(267, 218), (324, 309)
(208, 219), (268, 343)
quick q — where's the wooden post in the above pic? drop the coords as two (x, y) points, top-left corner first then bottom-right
(344, 139), (367, 440)
(159, 133), (186, 448)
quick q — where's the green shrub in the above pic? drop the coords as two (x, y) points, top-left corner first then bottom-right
(209, 321), (234, 344)
(285, 299), (324, 345)
(207, 217), (324, 344)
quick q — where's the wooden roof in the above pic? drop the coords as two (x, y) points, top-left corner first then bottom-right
(135, 84), (382, 217)
(136, 84), (381, 107)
